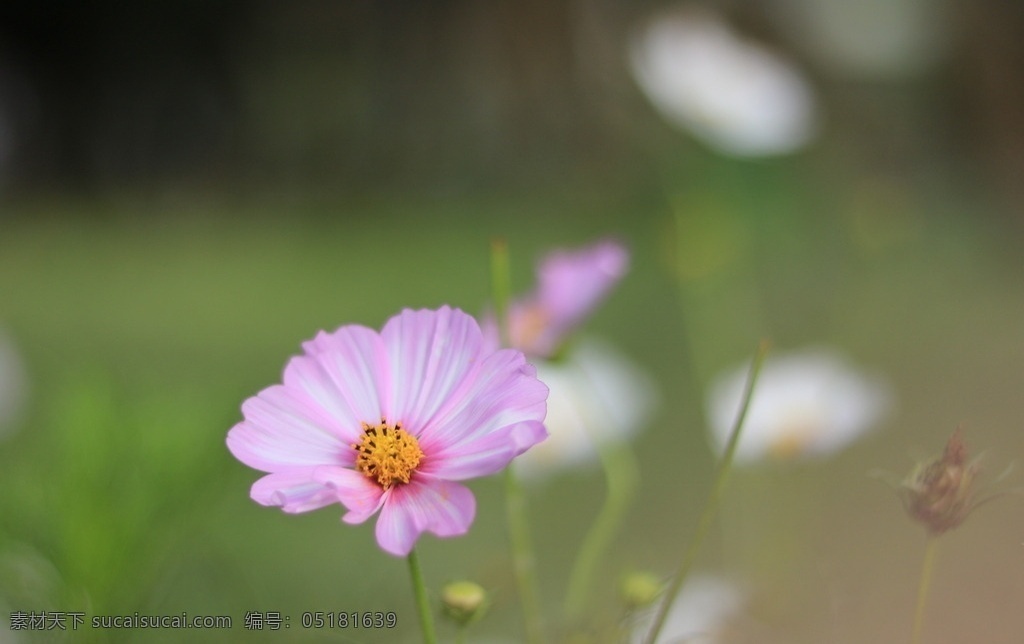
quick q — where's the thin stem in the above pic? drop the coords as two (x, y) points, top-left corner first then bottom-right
(564, 441), (640, 621)
(407, 548), (438, 644)
(642, 340), (770, 644)
(490, 239), (545, 644)
(490, 238), (512, 347)
(911, 538), (939, 644)
(505, 467), (545, 644)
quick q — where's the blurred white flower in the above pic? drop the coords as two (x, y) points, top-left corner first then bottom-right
(632, 575), (745, 644)
(629, 7), (817, 157)
(706, 347), (892, 464)
(515, 337), (657, 480)
(0, 329), (28, 440)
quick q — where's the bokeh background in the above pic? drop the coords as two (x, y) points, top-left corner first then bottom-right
(2, 1), (1023, 642)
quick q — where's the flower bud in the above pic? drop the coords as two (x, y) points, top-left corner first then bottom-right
(620, 571), (663, 609)
(440, 580), (488, 626)
(900, 428), (979, 535)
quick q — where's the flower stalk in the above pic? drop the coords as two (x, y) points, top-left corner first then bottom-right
(492, 239), (545, 644)
(564, 440), (640, 621)
(490, 238), (512, 348)
(505, 467), (545, 644)
(910, 538), (938, 644)
(407, 548), (438, 644)
(642, 339), (769, 644)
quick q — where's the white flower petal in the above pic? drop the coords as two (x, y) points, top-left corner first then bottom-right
(707, 347), (892, 464)
(632, 575), (745, 644)
(630, 8), (817, 157)
(516, 337), (657, 480)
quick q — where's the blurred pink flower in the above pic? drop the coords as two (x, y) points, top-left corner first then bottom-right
(494, 239), (629, 358)
(227, 306), (548, 556)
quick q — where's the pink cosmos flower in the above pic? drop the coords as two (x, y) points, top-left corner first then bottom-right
(227, 306), (548, 557)
(496, 239), (629, 358)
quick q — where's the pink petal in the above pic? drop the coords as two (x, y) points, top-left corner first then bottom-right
(379, 306), (482, 430)
(478, 313), (502, 355)
(227, 384), (354, 472)
(507, 300), (559, 358)
(420, 420), (548, 480)
(537, 239), (628, 329)
(417, 348), (548, 457)
(293, 324), (390, 425)
(374, 475), (476, 556)
(279, 357), (369, 444)
(250, 469), (339, 513)
(509, 239), (628, 356)
(314, 466), (387, 524)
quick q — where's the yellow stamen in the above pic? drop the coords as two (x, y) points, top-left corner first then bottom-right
(352, 419), (424, 489)
(768, 412), (820, 459)
(769, 431), (814, 459)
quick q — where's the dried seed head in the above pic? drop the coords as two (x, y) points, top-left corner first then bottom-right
(900, 428), (979, 536)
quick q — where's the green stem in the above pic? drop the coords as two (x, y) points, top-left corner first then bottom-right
(490, 238), (512, 347)
(642, 340), (770, 644)
(564, 441), (640, 621)
(407, 548), (438, 644)
(910, 538), (939, 644)
(490, 239), (545, 644)
(505, 467), (545, 644)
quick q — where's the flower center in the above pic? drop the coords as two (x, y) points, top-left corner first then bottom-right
(512, 303), (552, 354)
(353, 419), (424, 489)
(768, 409), (821, 459)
